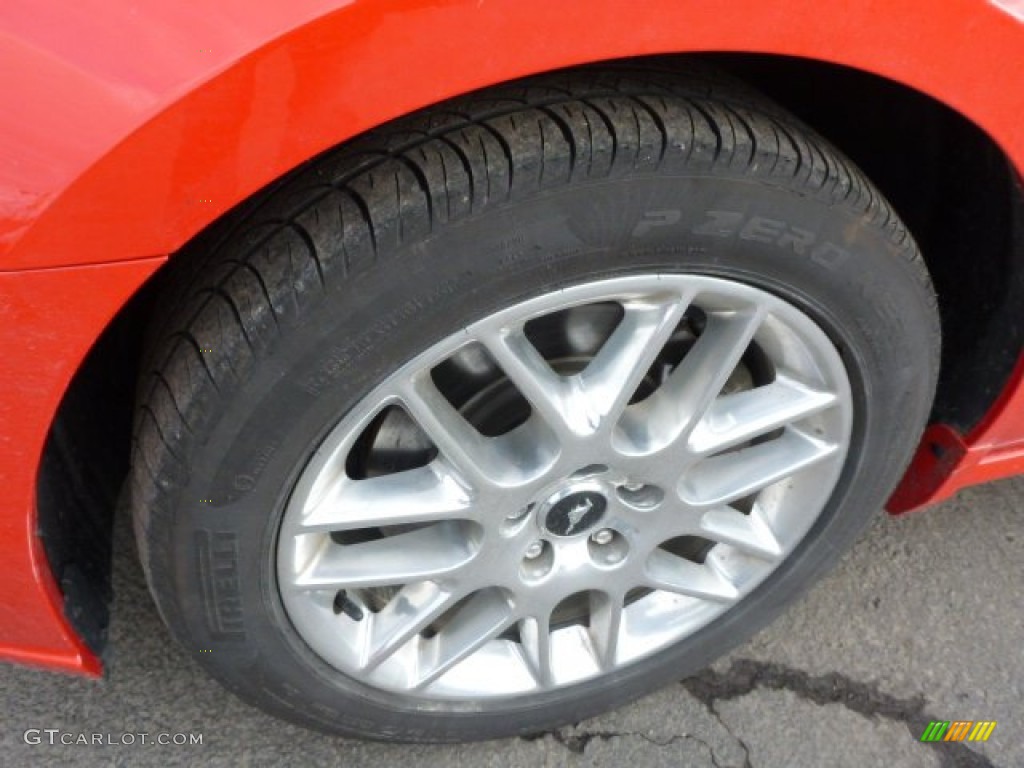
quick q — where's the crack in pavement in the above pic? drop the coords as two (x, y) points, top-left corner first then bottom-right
(524, 728), (730, 766)
(701, 701), (754, 768)
(522, 658), (1001, 767)
(682, 658), (999, 768)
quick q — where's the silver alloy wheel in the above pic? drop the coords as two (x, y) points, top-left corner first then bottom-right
(278, 274), (853, 700)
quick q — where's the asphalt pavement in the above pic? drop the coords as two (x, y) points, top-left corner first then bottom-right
(0, 476), (1021, 767)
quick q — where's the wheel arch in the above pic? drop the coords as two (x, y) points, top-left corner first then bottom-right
(7, 0), (1024, 271)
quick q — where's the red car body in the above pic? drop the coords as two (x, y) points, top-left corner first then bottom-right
(2, 0), (1023, 678)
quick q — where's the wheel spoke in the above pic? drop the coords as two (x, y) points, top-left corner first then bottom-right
(618, 307), (766, 457)
(299, 464), (473, 532)
(413, 589), (514, 689)
(400, 372), (556, 488)
(679, 428), (839, 508)
(688, 375), (837, 455)
(644, 549), (739, 602)
(519, 613), (554, 686)
(363, 582), (462, 670)
(698, 506), (783, 561)
(483, 329), (576, 434)
(399, 373), (497, 487)
(588, 591), (625, 670)
(578, 296), (688, 430)
(660, 307), (767, 421)
(293, 523), (476, 589)
(632, 494), (704, 543)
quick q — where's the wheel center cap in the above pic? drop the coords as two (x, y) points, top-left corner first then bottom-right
(543, 487), (607, 537)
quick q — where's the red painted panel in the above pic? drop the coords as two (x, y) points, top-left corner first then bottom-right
(890, 357), (1024, 513)
(0, 258), (165, 674)
(2, 0), (1024, 272)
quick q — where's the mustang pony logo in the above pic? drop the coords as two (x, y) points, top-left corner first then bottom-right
(565, 499), (594, 535)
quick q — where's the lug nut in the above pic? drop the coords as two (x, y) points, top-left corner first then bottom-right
(591, 528), (614, 545)
(524, 541), (545, 559)
(506, 504), (532, 522)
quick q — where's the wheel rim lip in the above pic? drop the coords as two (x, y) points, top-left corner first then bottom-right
(277, 273), (853, 701)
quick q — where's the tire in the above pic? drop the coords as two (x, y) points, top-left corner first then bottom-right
(130, 61), (939, 742)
